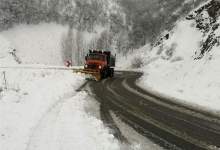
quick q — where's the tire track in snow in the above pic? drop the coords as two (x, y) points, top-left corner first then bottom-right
(25, 92), (74, 150)
(25, 81), (89, 150)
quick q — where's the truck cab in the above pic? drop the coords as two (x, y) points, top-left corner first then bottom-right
(83, 50), (115, 80)
(85, 53), (107, 70)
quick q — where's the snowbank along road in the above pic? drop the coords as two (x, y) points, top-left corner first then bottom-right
(85, 71), (220, 150)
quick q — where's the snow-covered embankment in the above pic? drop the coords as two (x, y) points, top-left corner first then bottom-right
(0, 69), (122, 150)
(139, 0), (220, 113)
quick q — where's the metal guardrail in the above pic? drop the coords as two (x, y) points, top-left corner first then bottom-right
(0, 65), (84, 71)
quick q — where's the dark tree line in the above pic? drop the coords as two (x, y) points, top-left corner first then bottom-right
(0, 0), (207, 57)
(119, 0), (206, 48)
(0, 0), (109, 31)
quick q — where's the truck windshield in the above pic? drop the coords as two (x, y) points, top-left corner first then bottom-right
(88, 54), (106, 61)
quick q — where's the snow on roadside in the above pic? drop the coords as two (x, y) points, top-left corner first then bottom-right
(0, 69), (82, 150)
(26, 91), (121, 150)
(0, 69), (125, 150)
(110, 112), (164, 150)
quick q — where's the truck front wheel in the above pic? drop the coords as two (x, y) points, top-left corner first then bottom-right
(101, 69), (107, 79)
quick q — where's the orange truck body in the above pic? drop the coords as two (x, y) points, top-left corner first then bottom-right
(83, 50), (115, 81)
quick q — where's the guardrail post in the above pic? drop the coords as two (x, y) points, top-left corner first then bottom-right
(2, 71), (7, 90)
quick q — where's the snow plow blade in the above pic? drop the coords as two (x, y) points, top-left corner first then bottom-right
(75, 69), (101, 81)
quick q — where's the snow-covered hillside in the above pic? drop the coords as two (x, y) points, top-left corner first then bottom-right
(138, 0), (220, 112)
(1, 23), (67, 65)
(0, 23), (107, 66)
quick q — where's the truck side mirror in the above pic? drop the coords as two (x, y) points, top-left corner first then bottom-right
(85, 56), (88, 60)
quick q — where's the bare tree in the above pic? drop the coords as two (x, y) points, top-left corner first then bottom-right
(96, 30), (113, 50)
(61, 24), (75, 64)
(2, 71), (7, 90)
(116, 30), (129, 54)
(75, 30), (84, 65)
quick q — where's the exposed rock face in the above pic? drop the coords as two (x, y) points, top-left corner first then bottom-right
(187, 0), (220, 59)
(152, 0), (220, 60)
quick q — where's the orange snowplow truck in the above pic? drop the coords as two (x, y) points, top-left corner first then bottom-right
(80, 50), (115, 81)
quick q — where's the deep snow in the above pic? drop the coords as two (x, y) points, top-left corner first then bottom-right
(0, 23), (107, 66)
(1, 23), (67, 65)
(0, 23), (122, 150)
(0, 68), (130, 150)
(0, 23), (155, 150)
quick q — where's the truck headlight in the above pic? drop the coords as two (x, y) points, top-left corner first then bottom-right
(98, 65), (102, 69)
(85, 64), (88, 68)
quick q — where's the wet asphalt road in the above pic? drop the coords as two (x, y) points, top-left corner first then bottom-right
(87, 71), (220, 150)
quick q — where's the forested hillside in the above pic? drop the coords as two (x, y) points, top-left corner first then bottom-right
(121, 0), (206, 47)
(0, 0), (111, 31)
(0, 0), (206, 65)
(0, 0), (206, 46)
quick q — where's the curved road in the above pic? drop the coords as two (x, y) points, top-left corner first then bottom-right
(86, 71), (220, 150)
